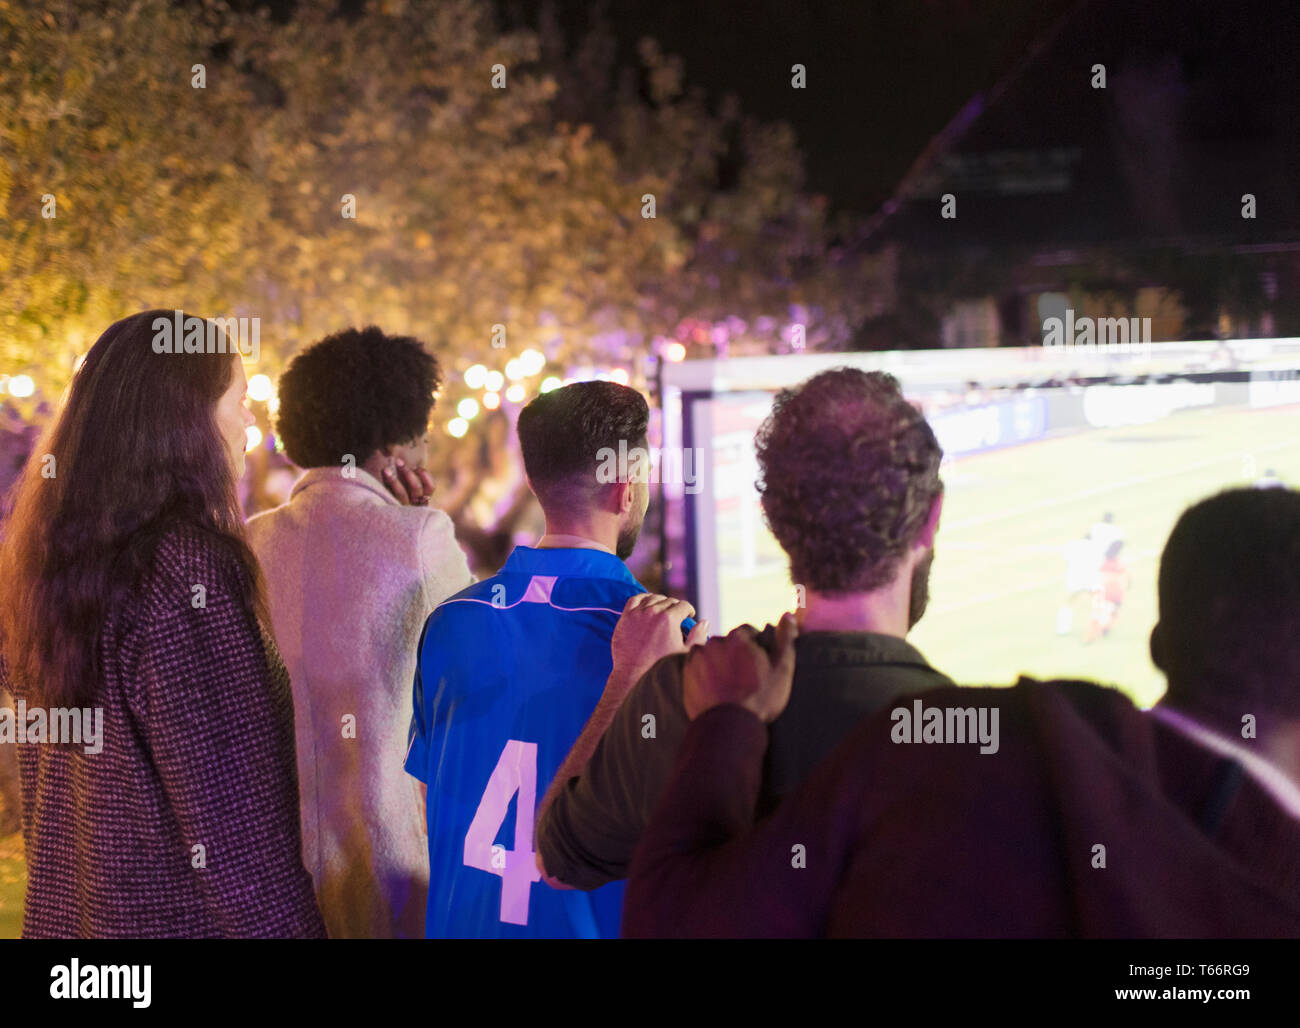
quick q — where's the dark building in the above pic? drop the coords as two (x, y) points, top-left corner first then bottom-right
(854, 0), (1300, 349)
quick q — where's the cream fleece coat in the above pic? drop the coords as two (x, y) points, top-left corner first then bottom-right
(247, 467), (474, 938)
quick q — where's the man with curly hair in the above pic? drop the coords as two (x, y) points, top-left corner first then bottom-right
(536, 367), (952, 892)
(247, 326), (475, 939)
(624, 488), (1300, 937)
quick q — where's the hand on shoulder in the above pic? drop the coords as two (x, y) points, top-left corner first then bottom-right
(682, 613), (798, 722)
(609, 592), (708, 701)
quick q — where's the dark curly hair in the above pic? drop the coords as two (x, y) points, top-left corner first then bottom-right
(517, 380), (649, 513)
(275, 327), (440, 468)
(755, 367), (943, 594)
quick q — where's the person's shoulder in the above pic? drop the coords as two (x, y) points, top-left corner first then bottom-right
(624, 651), (691, 721)
(366, 499), (456, 552)
(143, 523), (251, 601)
(899, 676), (1131, 715)
(413, 506), (469, 560)
(422, 575), (501, 627)
(412, 503), (457, 534)
(244, 500), (289, 538)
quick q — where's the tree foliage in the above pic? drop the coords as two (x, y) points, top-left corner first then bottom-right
(1, 0), (878, 425)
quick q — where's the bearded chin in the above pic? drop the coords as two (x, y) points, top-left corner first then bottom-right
(616, 521), (641, 561)
(908, 548), (935, 629)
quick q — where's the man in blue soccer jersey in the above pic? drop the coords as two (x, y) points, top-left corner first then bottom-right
(405, 381), (705, 937)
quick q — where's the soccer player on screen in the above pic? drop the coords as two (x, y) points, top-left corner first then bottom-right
(1057, 513), (1123, 636)
(1056, 531), (1101, 636)
(1085, 539), (1130, 642)
(404, 381), (703, 938)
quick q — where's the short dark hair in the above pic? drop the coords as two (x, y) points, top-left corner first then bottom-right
(1156, 488), (1300, 717)
(275, 327), (440, 468)
(517, 381), (649, 513)
(755, 367), (943, 593)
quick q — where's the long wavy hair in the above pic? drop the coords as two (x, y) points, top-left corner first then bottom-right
(0, 309), (268, 707)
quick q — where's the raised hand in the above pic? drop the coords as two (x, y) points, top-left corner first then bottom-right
(382, 458), (436, 506)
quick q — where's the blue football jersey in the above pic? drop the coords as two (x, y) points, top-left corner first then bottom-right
(405, 545), (691, 938)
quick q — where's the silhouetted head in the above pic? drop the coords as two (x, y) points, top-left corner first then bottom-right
(1152, 487), (1300, 719)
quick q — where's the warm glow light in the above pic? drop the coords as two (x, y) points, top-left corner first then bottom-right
(457, 397), (480, 419)
(482, 390), (501, 410)
(464, 364), (487, 389)
(268, 393), (280, 415)
(447, 417), (469, 438)
(665, 342), (687, 362)
(505, 359), (524, 381)
(7, 374), (34, 398)
(245, 425), (263, 450)
(248, 373), (273, 402)
(609, 368), (629, 386)
(505, 384), (526, 403)
(519, 349), (546, 376)
(540, 376), (562, 394)
(484, 370), (505, 392)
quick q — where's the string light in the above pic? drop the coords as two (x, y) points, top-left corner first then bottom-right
(248, 373), (273, 402)
(519, 349), (546, 376)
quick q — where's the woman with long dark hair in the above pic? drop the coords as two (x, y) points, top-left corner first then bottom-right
(0, 310), (326, 938)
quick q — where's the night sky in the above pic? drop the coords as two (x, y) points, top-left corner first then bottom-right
(526, 0), (1080, 217)
(286, 0), (1079, 219)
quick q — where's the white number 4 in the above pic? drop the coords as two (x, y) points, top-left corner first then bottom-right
(463, 739), (542, 925)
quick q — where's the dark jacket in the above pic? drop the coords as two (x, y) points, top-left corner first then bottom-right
(5, 525), (326, 938)
(537, 628), (952, 889)
(623, 679), (1300, 938)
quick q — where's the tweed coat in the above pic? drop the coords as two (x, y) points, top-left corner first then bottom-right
(6, 523), (326, 938)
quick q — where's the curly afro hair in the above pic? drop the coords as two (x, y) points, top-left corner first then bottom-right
(754, 367), (943, 594)
(275, 326), (441, 469)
